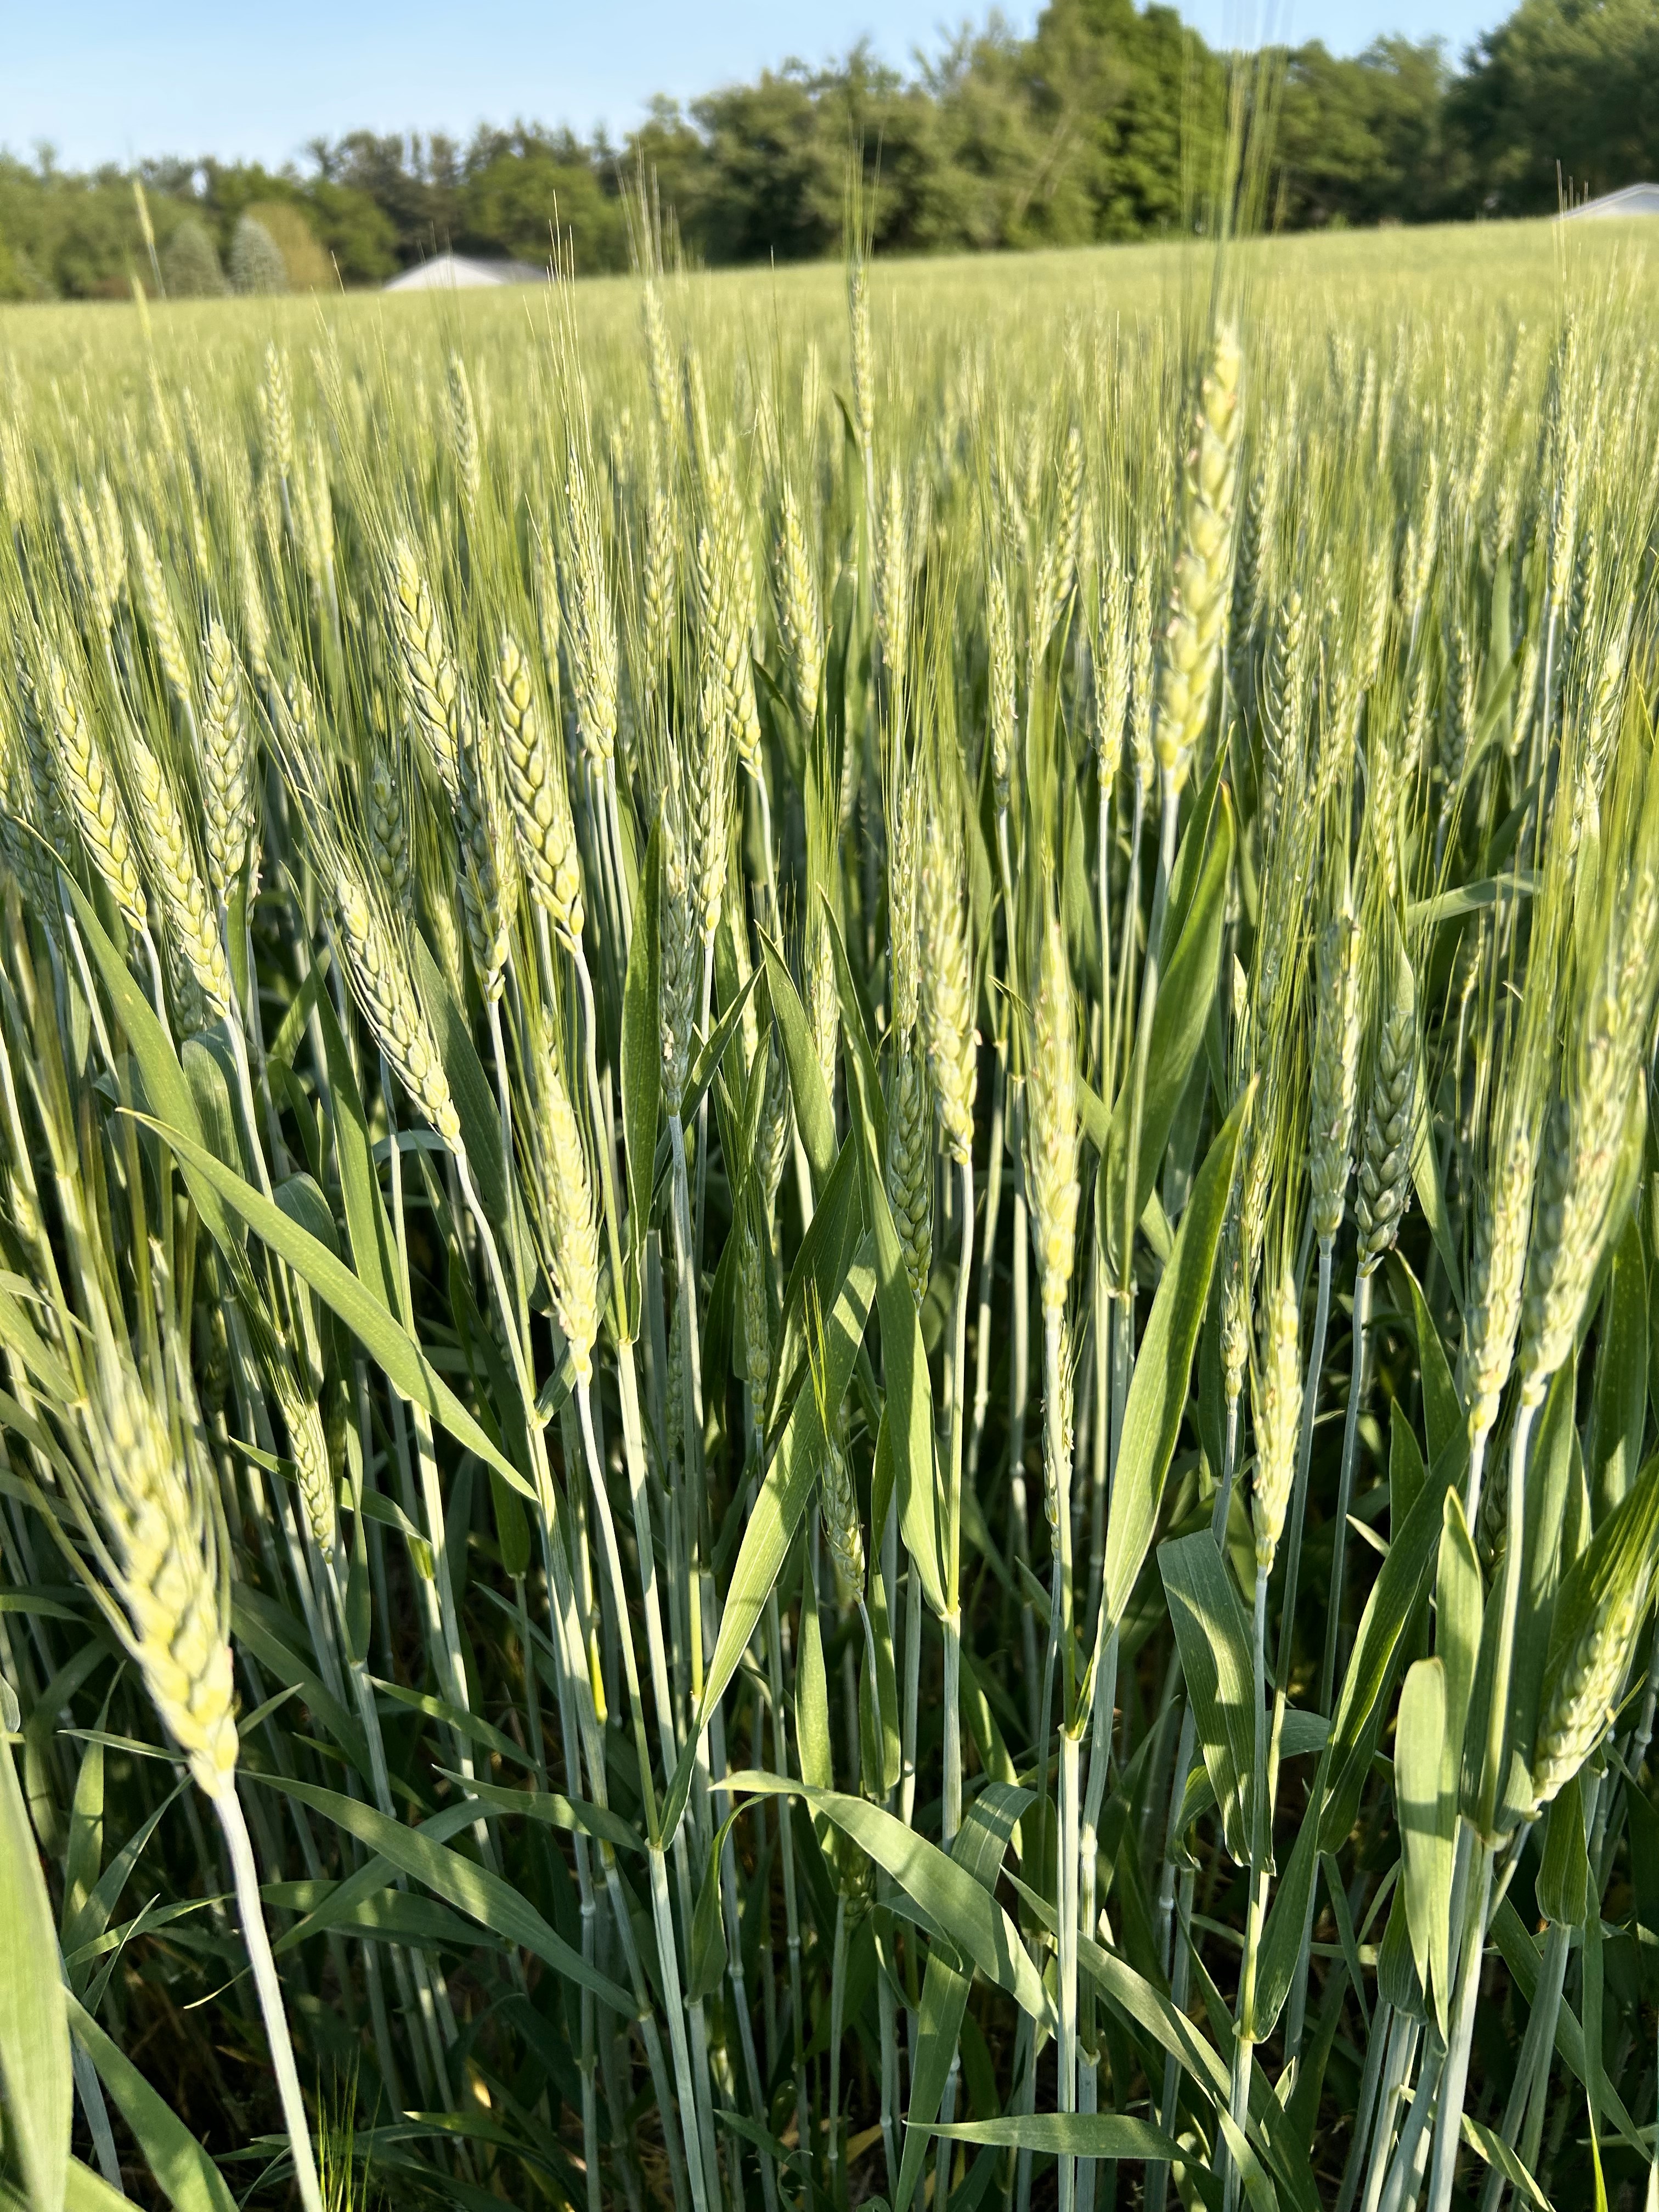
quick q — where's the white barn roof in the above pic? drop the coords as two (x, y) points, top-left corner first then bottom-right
(385, 251), (548, 291)
(1563, 183), (1659, 220)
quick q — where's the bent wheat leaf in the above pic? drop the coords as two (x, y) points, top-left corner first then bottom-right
(1321, 1433), (1456, 1854)
(1396, 1656), (1453, 2036)
(1391, 1254), (1463, 1472)
(67, 1994), (235, 2212)
(313, 982), (402, 1316)
(1178, 1709), (1326, 1831)
(1217, 2103), (1282, 2212)
(1102, 777), (1233, 1280)
(1494, 1359), (1579, 1826)
(896, 1781), (1032, 2212)
(1076, 1932), (1231, 2109)
(137, 1119), (535, 1503)
(768, 1133), (864, 1442)
(844, 1035), (946, 1615)
(1536, 1771), (1589, 1929)
(59, 874), (234, 1253)
(1589, 1212), (1647, 1517)
(724, 1771), (1053, 2025)
(1160, 1531), (1257, 1864)
(759, 927), (836, 1187)
(931, 2117), (1181, 2157)
(1459, 2115), (1550, 2212)
(252, 1775), (634, 2012)
(1103, 1082), (1250, 1637)
(1254, 1750), (1330, 2040)
(270, 1801), (482, 1957)
(662, 1249), (875, 1842)
(825, 898), (886, 1157)
(687, 1807), (739, 2005)
(1437, 1491), (1482, 1886)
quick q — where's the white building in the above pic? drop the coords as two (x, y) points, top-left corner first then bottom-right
(1563, 183), (1659, 220)
(385, 251), (549, 291)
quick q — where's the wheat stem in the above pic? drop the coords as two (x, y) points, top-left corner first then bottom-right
(1321, 1266), (1374, 1716)
(215, 1784), (325, 2212)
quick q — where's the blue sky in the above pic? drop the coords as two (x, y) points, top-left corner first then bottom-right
(4, 1), (1505, 174)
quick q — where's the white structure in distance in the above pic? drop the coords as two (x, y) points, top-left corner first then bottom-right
(385, 251), (549, 291)
(1562, 183), (1659, 220)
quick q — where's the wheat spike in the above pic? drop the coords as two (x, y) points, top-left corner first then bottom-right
(1356, 929), (1418, 1274)
(46, 652), (148, 932)
(1309, 904), (1362, 1246)
(988, 563), (1015, 815)
(1251, 1263), (1301, 1574)
(775, 476), (823, 726)
(455, 698), (517, 1005)
(564, 443), (619, 769)
(885, 1037), (934, 1308)
(1460, 1121), (1534, 1451)
(527, 1029), (602, 1384)
(498, 628), (585, 950)
(448, 352), (481, 521)
(658, 777), (697, 1115)
(390, 539), (462, 800)
(642, 481), (678, 710)
(698, 445), (764, 774)
(273, 1367), (338, 1564)
(921, 814), (977, 1164)
(1025, 911), (1080, 1313)
(131, 515), (195, 718)
(1156, 322), (1243, 790)
(200, 619), (253, 899)
(79, 1348), (239, 1802)
(331, 851), (462, 1148)
(129, 731), (233, 1024)
(365, 743), (411, 900)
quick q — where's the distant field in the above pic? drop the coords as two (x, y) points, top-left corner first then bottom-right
(3, 214), (1647, 395)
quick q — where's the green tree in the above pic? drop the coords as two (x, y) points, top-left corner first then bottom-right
(459, 127), (625, 270)
(163, 213), (227, 296)
(1276, 38), (1460, 227)
(302, 179), (399, 284)
(1023, 0), (1224, 242)
(243, 201), (333, 290)
(307, 132), (459, 265)
(1450, 0), (1659, 212)
(913, 26), (1064, 251)
(684, 66), (848, 263)
(228, 212), (287, 292)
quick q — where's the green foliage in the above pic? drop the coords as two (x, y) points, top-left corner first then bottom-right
(161, 216), (225, 299)
(228, 213), (288, 294)
(459, 134), (624, 272)
(1277, 37), (1466, 227)
(1451, 0), (1659, 212)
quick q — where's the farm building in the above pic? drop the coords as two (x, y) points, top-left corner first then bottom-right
(1563, 182), (1659, 219)
(384, 250), (548, 290)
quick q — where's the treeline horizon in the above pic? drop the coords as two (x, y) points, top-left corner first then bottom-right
(2, 0), (1655, 301)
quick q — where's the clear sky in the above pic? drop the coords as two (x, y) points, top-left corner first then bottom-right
(4, 0), (1506, 175)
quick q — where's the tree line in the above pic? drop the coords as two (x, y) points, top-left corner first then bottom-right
(2, 0), (1655, 301)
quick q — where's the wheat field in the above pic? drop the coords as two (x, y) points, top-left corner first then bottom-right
(1, 211), (1658, 2212)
